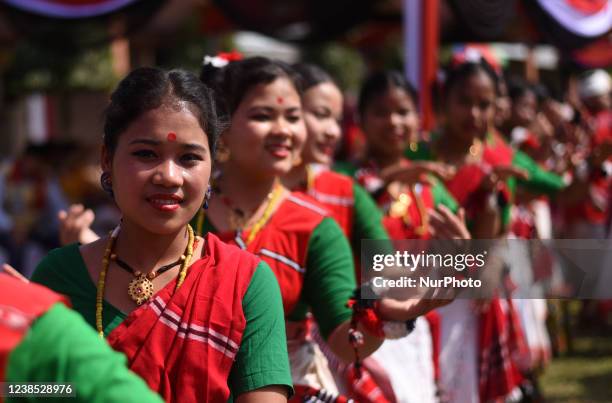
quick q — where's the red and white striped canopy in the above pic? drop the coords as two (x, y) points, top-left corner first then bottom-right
(536, 0), (612, 38)
(3, 0), (140, 18)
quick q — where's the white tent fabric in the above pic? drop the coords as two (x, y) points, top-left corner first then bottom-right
(536, 0), (612, 38)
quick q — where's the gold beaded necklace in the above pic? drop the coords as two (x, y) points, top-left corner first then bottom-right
(96, 224), (195, 338)
(305, 164), (315, 192)
(195, 180), (284, 244)
(244, 182), (284, 244)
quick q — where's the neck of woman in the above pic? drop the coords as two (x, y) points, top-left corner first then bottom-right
(365, 147), (403, 171)
(282, 160), (308, 191)
(436, 127), (480, 162)
(217, 162), (282, 215)
(113, 219), (191, 275)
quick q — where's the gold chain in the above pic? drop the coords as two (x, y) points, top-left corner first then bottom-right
(96, 224), (195, 338)
(305, 164), (315, 192)
(245, 182), (284, 245)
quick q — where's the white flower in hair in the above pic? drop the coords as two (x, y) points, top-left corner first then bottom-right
(464, 48), (483, 63)
(202, 55), (229, 68)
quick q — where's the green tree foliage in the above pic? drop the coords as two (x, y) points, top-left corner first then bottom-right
(4, 41), (115, 97)
(302, 43), (365, 94)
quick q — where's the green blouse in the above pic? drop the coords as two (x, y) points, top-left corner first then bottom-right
(31, 245), (292, 399)
(200, 216), (355, 340)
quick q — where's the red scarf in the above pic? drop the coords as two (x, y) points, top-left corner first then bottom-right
(425, 311), (441, 382)
(107, 234), (258, 403)
(505, 298), (530, 373)
(478, 298), (522, 402)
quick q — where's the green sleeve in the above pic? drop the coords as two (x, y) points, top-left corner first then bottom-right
(30, 245), (85, 296)
(31, 245), (126, 334)
(302, 217), (356, 339)
(352, 182), (389, 247)
(6, 303), (163, 403)
(228, 262), (293, 397)
(431, 179), (459, 213)
(512, 150), (565, 196)
(333, 161), (359, 177)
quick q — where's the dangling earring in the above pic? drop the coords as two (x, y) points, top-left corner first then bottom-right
(215, 142), (230, 163)
(196, 185), (212, 237)
(203, 185), (212, 210)
(100, 172), (114, 198)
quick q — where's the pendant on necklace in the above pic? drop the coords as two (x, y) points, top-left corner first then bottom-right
(128, 274), (155, 305)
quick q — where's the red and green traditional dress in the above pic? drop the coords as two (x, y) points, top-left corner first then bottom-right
(405, 132), (565, 230)
(291, 165), (405, 402)
(334, 159), (458, 403)
(294, 163), (389, 280)
(1, 274), (164, 403)
(564, 109), (612, 237)
(199, 192), (374, 402)
(31, 233), (292, 403)
(335, 159), (458, 241)
(404, 132), (565, 402)
(300, 164), (388, 242)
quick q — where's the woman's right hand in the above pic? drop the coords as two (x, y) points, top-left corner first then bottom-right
(58, 204), (100, 245)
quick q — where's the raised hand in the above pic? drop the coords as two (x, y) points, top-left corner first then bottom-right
(429, 205), (471, 240)
(58, 204), (100, 245)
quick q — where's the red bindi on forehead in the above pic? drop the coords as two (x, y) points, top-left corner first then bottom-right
(167, 132), (177, 142)
(276, 97), (284, 105)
